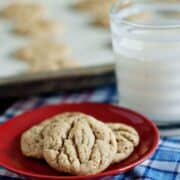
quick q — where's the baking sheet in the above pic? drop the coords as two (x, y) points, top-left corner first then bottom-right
(0, 0), (114, 79)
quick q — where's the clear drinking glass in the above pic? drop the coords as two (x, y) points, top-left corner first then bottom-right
(110, 0), (180, 123)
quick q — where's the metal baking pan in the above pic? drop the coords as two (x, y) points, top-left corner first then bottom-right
(0, 64), (115, 98)
(0, 0), (115, 98)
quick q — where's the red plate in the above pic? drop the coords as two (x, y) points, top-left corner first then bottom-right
(0, 103), (159, 180)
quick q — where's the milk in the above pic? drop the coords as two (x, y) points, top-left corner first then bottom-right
(111, 2), (180, 123)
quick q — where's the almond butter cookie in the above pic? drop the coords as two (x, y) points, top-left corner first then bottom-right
(91, 0), (116, 28)
(20, 119), (51, 159)
(74, 0), (115, 12)
(43, 112), (117, 175)
(20, 113), (79, 159)
(27, 58), (79, 73)
(93, 14), (110, 28)
(20, 113), (67, 159)
(13, 19), (63, 37)
(15, 40), (71, 62)
(1, 2), (45, 22)
(108, 123), (140, 163)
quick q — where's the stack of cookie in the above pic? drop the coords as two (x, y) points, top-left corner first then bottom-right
(1, 2), (78, 73)
(21, 112), (139, 175)
(73, 0), (116, 28)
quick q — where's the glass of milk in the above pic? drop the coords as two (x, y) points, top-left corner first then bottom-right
(110, 0), (180, 124)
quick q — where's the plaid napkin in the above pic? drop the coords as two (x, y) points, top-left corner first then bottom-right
(0, 85), (180, 180)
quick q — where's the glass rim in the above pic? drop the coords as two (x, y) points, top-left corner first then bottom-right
(110, 0), (180, 30)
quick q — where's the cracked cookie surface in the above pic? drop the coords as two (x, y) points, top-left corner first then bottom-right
(108, 123), (140, 163)
(20, 113), (70, 159)
(20, 120), (51, 159)
(43, 112), (117, 175)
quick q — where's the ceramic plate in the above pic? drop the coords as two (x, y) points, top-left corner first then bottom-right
(0, 103), (159, 179)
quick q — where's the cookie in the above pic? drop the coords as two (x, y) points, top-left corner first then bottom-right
(93, 14), (110, 28)
(108, 123), (139, 146)
(20, 113), (80, 159)
(20, 120), (51, 159)
(74, 0), (115, 12)
(89, 0), (130, 28)
(15, 40), (71, 62)
(73, 0), (100, 11)
(111, 134), (134, 163)
(14, 19), (63, 37)
(20, 114), (66, 159)
(43, 112), (117, 175)
(1, 3), (45, 22)
(20, 113), (78, 159)
(27, 58), (79, 73)
(90, 1), (115, 28)
(108, 123), (140, 163)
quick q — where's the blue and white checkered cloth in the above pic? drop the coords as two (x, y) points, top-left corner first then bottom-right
(0, 85), (180, 180)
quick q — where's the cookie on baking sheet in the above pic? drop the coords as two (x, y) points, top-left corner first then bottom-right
(93, 14), (110, 28)
(108, 123), (140, 163)
(73, 0), (101, 11)
(15, 40), (71, 62)
(13, 18), (63, 37)
(73, 0), (115, 12)
(90, 1), (114, 28)
(43, 112), (117, 175)
(1, 2), (45, 22)
(20, 119), (51, 159)
(27, 58), (79, 73)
